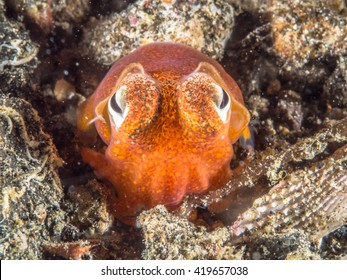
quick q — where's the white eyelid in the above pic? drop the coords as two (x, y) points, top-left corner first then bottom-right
(212, 83), (231, 123)
(108, 85), (129, 128)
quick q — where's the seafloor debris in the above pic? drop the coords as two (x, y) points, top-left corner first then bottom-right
(228, 143), (347, 244)
(0, 96), (65, 259)
(138, 205), (241, 260)
(320, 225), (347, 259)
(5, 0), (53, 33)
(44, 226), (144, 260)
(0, 5), (38, 94)
(5, 0), (90, 32)
(269, 0), (346, 83)
(275, 90), (303, 131)
(229, 0), (346, 17)
(0, 0), (4, 17)
(66, 180), (112, 237)
(224, 0), (346, 96)
(52, 0), (90, 30)
(270, 0), (346, 66)
(138, 206), (322, 260)
(43, 240), (94, 260)
(81, 0), (234, 65)
(323, 60), (347, 109)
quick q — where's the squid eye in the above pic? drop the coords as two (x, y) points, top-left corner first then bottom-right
(108, 85), (128, 128)
(213, 84), (231, 123)
(110, 93), (123, 114)
(219, 90), (229, 110)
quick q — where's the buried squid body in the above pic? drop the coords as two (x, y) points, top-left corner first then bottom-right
(78, 42), (251, 224)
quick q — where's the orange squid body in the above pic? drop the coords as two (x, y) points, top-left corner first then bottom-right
(78, 42), (250, 224)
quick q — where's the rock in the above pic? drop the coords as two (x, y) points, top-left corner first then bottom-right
(275, 90), (303, 131)
(5, 0), (91, 33)
(138, 206), (321, 259)
(66, 180), (112, 237)
(81, 0), (235, 65)
(0, 96), (65, 259)
(269, 0), (346, 83)
(5, 0), (53, 33)
(52, 0), (90, 30)
(323, 60), (347, 108)
(0, 11), (38, 95)
(138, 206), (242, 260)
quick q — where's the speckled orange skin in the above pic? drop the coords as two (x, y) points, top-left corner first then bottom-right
(78, 42), (250, 224)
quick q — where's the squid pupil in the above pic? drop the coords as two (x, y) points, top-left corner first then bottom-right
(110, 94), (123, 114)
(219, 90), (229, 109)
